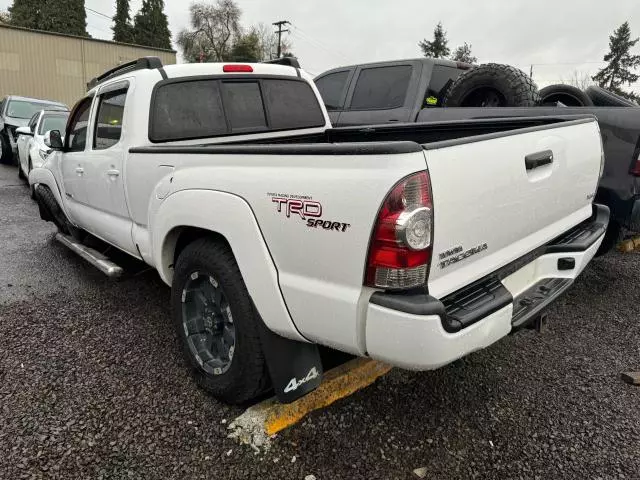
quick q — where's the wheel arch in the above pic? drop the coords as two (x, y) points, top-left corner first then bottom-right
(29, 167), (69, 215)
(152, 189), (306, 342)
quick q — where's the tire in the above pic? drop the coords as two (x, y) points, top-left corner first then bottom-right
(27, 159), (35, 199)
(37, 184), (71, 234)
(538, 84), (594, 107)
(36, 184), (87, 241)
(595, 220), (622, 257)
(17, 155), (26, 180)
(0, 133), (13, 165)
(442, 63), (540, 107)
(171, 238), (270, 404)
(585, 86), (637, 107)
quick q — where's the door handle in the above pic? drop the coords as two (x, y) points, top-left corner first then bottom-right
(525, 150), (554, 170)
(107, 169), (120, 177)
(75, 167), (84, 175)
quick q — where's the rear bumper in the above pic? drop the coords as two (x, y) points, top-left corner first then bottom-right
(365, 204), (609, 370)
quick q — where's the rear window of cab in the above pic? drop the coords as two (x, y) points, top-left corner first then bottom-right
(149, 77), (325, 142)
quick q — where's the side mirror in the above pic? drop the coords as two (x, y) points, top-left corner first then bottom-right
(44, 130), (63, 150)
(16, 126), (33, 136)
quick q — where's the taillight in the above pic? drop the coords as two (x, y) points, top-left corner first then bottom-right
(365, 171), (433, 290)
(630, 153), (640, 176)
(223, 64), (254, 73)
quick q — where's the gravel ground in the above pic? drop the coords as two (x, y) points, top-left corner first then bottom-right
(1, 163), (639, 479)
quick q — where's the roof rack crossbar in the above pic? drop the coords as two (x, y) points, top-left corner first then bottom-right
(262, 57), (301, 69)
(87, 56), (163, 91)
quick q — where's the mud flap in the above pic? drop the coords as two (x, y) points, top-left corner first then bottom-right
(257, 321), (323, 404)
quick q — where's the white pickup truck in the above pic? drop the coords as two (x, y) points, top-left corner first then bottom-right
(30, 57), (609, 404)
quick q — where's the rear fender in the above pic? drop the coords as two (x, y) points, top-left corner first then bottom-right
(151, 189), (307, 342)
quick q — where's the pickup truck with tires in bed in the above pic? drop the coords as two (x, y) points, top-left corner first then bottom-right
(30, 57), (608, 405)
(315, 58), (640, 254)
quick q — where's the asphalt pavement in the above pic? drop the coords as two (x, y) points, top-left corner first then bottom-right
(1, 163), (639, 479)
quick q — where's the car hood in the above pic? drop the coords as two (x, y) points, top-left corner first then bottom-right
(4, 116), (30, 128)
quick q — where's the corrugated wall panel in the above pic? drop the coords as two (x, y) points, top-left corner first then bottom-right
(0, 25), (176, 108)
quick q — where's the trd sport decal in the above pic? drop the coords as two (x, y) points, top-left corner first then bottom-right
(267, 193), (351, 233)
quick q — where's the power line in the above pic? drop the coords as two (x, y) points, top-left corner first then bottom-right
(86, 7), (112, 21)
(289, 24), (350, 63)
(87, 23), (113, 35)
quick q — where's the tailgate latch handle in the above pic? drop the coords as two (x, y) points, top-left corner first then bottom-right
(525, 150), (554, 170)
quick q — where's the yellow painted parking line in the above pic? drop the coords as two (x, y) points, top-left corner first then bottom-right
(228, 358), (392, 449)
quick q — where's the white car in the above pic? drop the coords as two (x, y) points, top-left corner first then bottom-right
(30, 58), (608, 404)
(16, 110), (69, 184)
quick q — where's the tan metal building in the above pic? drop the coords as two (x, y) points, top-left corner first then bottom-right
(0, 24), (176, 108)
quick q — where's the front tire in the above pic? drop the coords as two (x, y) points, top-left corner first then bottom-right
(0, 133), (12, 165)
(171, 238), (270, 404)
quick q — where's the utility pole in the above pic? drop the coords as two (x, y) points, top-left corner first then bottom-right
(530, 64), (534, 79)
(273, 20), (290, 58)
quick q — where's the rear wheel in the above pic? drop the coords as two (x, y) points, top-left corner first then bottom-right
(17, 154), (26, 180)
(171, 238), (270, 404)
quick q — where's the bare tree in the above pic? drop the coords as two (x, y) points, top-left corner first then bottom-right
(251, 22), (293, 60)
(252, 22), (276, 61)
(177, 0), (242, 63)
(561, 70), (594, 90)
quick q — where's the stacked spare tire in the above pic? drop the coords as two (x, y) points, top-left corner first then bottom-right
(442, 63), (540, 107)
(440, 63), (638, 108)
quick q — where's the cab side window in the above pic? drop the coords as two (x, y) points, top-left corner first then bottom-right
(67, 98), (92, 152)
(93, 89), (127, 150)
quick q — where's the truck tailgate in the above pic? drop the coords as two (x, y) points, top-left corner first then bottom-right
(425, 118), (602, 298)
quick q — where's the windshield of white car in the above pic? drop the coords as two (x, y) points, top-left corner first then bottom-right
(7, 101), (66, 119)
(39, 114), (69, 135)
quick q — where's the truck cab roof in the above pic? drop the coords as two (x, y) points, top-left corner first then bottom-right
(87, 60), (305, 97)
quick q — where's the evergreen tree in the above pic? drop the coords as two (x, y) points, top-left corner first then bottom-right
(9, 0), (87, 36)
(113, 0), (135, 44)
(419, 22), (450, 59)
(133, 0), (172, 50)
(230, 31), (261, 62)
(40, 0), (88, 37)
(8, 0), (43, 30)
(452, 42), (477, 64)
(592, 22), (640, 100)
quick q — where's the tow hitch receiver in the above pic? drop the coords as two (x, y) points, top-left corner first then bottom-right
(529, 312), (548, 333)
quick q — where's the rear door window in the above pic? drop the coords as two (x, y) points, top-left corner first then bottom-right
(425, 65), (463, 107)
(94, 90), (127, 150)
(315, 71), (350, 110)
(349, 65), (413, 110)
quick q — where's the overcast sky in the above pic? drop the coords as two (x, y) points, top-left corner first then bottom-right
(2, 0), (640, 90)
